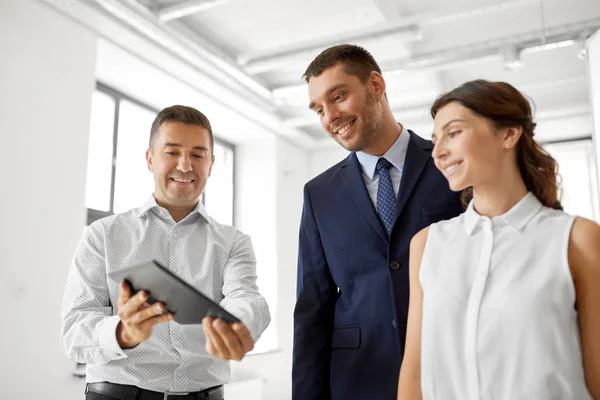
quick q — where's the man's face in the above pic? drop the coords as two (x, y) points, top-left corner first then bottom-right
(307, 63), (381, 152)
(146, 121), (214, 211)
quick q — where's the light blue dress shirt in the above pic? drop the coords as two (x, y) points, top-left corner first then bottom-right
(356, 125), (411, 207)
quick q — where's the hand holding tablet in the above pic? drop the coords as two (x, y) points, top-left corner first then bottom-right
(108, 260), (240, 325)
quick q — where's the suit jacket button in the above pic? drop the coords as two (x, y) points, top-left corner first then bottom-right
(389, 261), (400, 270)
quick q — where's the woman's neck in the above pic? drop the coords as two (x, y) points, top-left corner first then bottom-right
(472, 168), (529, 218)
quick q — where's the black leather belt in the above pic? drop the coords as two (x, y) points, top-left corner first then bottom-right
(86, 382), (224, 400)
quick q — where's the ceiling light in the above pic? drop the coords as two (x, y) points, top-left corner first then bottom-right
(501, 44), (524, 71)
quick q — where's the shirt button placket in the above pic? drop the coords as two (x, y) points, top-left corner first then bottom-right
(465, 219), (493, 400)
(169, 223), (183, 388)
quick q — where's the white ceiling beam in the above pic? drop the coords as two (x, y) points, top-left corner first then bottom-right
(284, 116), (320, 129)
(520, 76), (587, 93)
(158, 0), (229, 22)
(272, 18), (600, 98)
(534, 102), (590, 121)
(88, 0), (278, 110)
(373, 0), (406, 21)
(238, 0), (541, 74)
(239, 25), (422, 75)
(379, 19), (600, 71)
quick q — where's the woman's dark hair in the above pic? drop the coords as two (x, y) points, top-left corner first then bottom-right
(430, 79), (562, 210)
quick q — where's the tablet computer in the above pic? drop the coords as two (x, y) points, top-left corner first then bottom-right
(108, 260), (240, 325)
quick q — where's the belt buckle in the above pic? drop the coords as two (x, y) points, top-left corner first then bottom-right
(164, 391), (190, 400)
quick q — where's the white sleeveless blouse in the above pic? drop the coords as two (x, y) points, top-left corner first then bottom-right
(419, 192), (591, 400)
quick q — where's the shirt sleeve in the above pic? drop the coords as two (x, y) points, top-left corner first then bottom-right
(219, 231), (271, 342)
(60, 223), (127, 365)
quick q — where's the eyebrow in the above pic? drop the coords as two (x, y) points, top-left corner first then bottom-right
(441, 119), (466, 131)
(432, 119), (467, 140)
(163, 143), (209, 151)
(308, 83), (347, 110)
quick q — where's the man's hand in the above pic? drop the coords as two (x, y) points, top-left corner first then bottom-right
(202, 317), (255, 361)
(116, 280), (174, 349)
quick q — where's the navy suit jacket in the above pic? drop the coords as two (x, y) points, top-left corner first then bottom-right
(292, 131), (462, 400)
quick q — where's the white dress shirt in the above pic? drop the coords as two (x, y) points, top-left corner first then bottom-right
(61, 195), (271, 392)
(419, 192), (591, 400)
(356, 125), (410, 207)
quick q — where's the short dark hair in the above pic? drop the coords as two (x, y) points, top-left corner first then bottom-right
(149, 105), (213, 152)
(302, 44), (382, 83)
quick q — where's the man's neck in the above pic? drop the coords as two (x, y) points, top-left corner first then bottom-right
(154, 196), (196, 222)
(168, 207), (195, 223)
(362, 117), (403, 156)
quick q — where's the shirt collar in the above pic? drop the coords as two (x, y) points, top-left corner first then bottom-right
(356, 125), (411, 180)
(138, 194), (211, 224)
(464, 192), (542, 236)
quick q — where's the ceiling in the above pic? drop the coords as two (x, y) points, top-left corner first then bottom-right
(42, 0), (600, 147)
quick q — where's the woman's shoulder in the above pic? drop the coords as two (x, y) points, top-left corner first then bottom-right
(568, 216), (600, 288)
(411, 214), (465, 255)
(569, 216), (600, 252)
(425, 213), (466, 240)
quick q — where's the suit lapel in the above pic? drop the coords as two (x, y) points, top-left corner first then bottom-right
(394, 131), (433, 220)
(341, 153), (388, 242)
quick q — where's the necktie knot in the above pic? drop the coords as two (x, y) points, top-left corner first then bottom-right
(376, 157), (392, 172)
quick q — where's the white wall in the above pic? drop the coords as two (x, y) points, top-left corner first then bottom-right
(234, 138), (279, 357)
(232, 138), (308, 400)
(309, 146), (349, 179)
(272, 138), (309, 399)
(0, 0), (96, 398)
(588, 29), (600, 193)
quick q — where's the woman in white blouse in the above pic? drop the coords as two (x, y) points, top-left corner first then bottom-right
(397, 80), (600, 400)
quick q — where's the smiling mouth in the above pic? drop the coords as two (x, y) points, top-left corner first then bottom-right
(443, 161), (463, 175)
(334, 119), (356, 136)
(170, 177), (195, 183)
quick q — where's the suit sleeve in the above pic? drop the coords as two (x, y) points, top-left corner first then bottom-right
(292, 184), (337, 400)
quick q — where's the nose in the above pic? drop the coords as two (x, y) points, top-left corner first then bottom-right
(177, 153), (192, 172)
(323, 104), (341, 127)
(431, 140), (449, 161)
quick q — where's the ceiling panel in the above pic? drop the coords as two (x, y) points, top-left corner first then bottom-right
(50, 0), (600, 148)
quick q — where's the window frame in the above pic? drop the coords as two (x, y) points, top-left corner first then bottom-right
(541, 134), (599, 221)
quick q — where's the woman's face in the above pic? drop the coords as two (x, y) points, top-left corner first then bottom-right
(431, 101), (514, 192)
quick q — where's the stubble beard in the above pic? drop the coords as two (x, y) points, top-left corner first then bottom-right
(341, 92), (381, 152)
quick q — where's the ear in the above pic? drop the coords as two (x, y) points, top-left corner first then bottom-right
(369, 71), (386, 102)
(146, 148), (154, 172)
(208, 155), (215, 177)
(501, 126), (523, 150)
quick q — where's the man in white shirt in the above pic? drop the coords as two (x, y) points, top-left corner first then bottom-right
(61, 105), (271, 400)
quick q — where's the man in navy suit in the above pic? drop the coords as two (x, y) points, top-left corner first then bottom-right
(292, 44), (463, 400)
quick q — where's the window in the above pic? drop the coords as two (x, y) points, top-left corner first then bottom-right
(85, 90), (115, 213)
(112, 100), (156, 214)
(204, 143), (234, 226)
(544, 137), (599, 221)
(85, 83), (235, 224)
